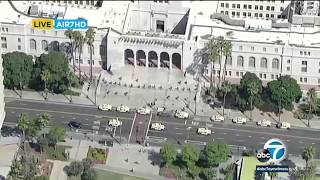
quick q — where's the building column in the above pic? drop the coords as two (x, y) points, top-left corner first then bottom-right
(157, 57), (161, 69)
(169, 53), (172, 70)
(146, 55), (149, 68)
(133, 51), (137, 67)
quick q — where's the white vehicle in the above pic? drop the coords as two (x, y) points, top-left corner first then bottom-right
(210, 115), (225, 122)
(157, 107), (165, 113)
(150, 123), (165, 131)
(174, 110), (189, 119)
(116, 105), (130, 112)
(197, 127), (212, 135)
(232, 117), (247, 124)
(98, 104), (112, 111)
(276, 122), (291, 129)
(108, 118), (122, 127)
(257, 119), (271, 127)
(137, 107), (151, 115)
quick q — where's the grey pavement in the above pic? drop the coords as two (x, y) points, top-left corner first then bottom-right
(0, 138), (19, 178)
(4, 64), (320, 130)
(3, 99), (320, 156)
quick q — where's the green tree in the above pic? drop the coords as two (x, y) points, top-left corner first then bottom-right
(187, 164), (201, 179)
(160, 143), (177, 166)
(33, 51), (70, 93)
(200, 168), (216, 180)
(182, 144), (200, 169)
(291, 165), (316, 180)
(85, 28), (96, 82)
(221, 81), (232, 116)
(247, 81), (261, 121)
(306, 88), (317, 127)
(81, 168), (97, 180)
(8, 159), (22, 179)
(64, 161), (84, 177)
(73, 31), (87, 81)
(2, 52), (33, 90)
(20, 155), (39, 180)
(267, 75), (302, 122)
(207, 38), (220, 95)
(223, 163), (236, 180)
(216, 36), (224, 87)
(222, 39), (232, 83)
(17, 113), (40, 140)
(201, 143), (231, 167)
(47, 127), (66, 149)
(36, 113), (51, 128)
(82, 158), (94, 172)
(302, 145), (316, 168)
(64, 29), (76, 72)
(37, 135), (48, 154)
(41, 70), (51, 100)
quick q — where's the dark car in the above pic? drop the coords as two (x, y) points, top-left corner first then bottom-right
(68, 121), (82, 129)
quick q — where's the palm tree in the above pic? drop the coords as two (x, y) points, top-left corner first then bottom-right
(8, 159), (22, 179)
(73, 31), (87, 81)
(217, 36), (224, 87)
(37, 113), (51, 128)
(221, 81), (232, 116)
(41, 69), (51, 100)
(85, 28), (96, 83)
(247, 81), (260, 121)
(207, 38), (219, 96)
(307, 88), (316, 127)
(64, 29), (76, 72)
(302, 145), (316, 168)
(222, 40), (232, 83)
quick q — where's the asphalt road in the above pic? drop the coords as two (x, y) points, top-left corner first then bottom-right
(3, 98), (320, 155)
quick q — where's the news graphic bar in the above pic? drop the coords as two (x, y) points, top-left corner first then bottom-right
(256, 165), (289, 173)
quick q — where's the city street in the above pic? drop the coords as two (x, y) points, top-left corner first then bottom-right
(3, 98), (320, 155)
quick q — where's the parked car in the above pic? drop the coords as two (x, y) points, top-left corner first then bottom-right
(137, 107), (151, 115)
(197, 127), (212, 135)
(68, 121), (82, 129)
(108, 118), (122, 127)
(210, 115), (225, 122)
(98, 104), (112, 111)
(116, 105), (130, 112)
(156, 107), (165, 116)
(150, 123), (165, 131)
(257, 119), (271, 127)
(276, 122), (291, 129)
(232, 117), (247, 124)
(174, 110), (189, 119)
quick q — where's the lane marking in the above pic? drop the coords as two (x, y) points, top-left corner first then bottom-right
(155, 121), (320, 141)
(215, 137), (224, 140)
(6, 107), (133, 120)
(176, 132), (183, 135)
(248, 136), (252, 138)
(127, 113), (137, 144)
(236, 134), (240, 137)
(144, 113), (153, 145)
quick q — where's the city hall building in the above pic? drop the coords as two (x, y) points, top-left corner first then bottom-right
(1, 0), (320, 90)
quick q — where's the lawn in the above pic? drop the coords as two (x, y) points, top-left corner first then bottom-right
(46, 145), (71, 161)
(87, 146), (108, 164)
(68, 169), (146, 180)
(240, 156), (266, 180)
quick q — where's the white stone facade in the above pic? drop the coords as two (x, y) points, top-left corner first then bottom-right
(216, 0), (291, 20)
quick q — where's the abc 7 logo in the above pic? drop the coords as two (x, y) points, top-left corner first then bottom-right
(256, 149), (272, 162)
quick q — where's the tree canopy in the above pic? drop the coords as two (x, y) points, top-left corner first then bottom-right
(182, 144), (200, 168)
(201, 143), (231, 167)
(32, 51), (70, 93)
(3, 52), (33, 89)
(160, 143), (177, 165)
(267, 75), (302, 110)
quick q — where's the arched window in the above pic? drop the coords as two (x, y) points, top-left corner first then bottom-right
(249, 57), (256, 68)
(260, 57), (268, 68)
(30, 39), (36, 50)
(272, 58), (279, 69)
(237, 56), (243, 67)
(41, 40), (48, 51)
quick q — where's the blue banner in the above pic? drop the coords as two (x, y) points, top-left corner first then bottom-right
(54, 18), (88, 29)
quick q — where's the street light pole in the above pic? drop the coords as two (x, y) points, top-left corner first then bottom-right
(19, 72), (22, 98)
(119, 124), (122, 144)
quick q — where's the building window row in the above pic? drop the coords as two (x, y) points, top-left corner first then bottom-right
(236, 56), (279, 69)
(300, 51), (311, 56)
